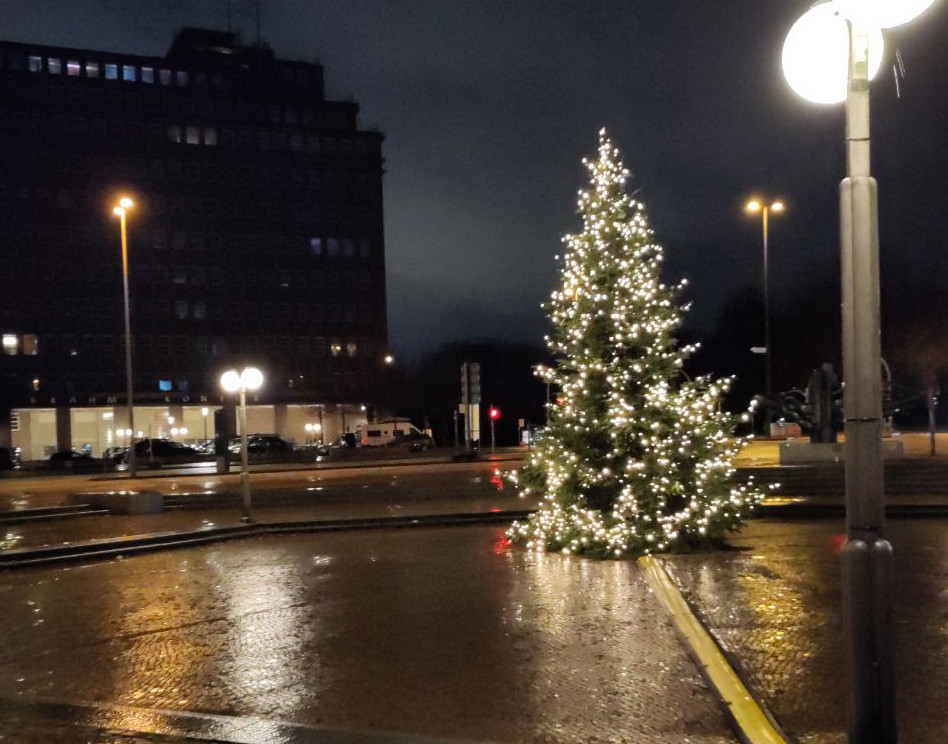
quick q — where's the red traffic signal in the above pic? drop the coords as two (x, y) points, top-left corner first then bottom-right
(489, 407), (501, 421)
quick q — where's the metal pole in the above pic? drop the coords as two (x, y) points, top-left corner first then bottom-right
(490, 415), (495, 454)
(763, 206), (772, 397)
(120, 210), (136, 478)
(239, 386), (252, 522)
(839, 21), (896, 744)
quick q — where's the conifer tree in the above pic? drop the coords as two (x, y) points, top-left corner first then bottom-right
(509, 130), (762, 558)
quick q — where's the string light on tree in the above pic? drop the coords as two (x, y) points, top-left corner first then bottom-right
(508, 130), (766, 558)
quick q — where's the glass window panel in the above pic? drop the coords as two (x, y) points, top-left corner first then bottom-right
(141, 66), (154, 83)
(122, 65), (136, 82)
(66, 60), (81, 76)
(28, 56), (42, 72)
(105, 63), (118, 80)
(85, 61), (99, 78)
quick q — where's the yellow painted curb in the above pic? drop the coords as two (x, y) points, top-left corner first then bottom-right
(638, 555), (790, 744)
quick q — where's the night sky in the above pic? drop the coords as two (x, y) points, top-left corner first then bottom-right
(7, 1), (948, 360)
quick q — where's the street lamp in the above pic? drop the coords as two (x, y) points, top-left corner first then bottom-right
(782, 2), (936, 740)
(744, 198), (785, 398)
(220, 367), (264, 522)
(112, 196), (136, 477)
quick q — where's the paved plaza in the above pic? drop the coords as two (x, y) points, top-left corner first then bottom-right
(0, 526), (735, 744)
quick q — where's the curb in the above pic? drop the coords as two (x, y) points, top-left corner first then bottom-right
(638, 555), (793, 744)
(0, 510), (533, 569)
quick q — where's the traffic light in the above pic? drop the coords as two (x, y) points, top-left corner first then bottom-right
(489, 406), (500, 421)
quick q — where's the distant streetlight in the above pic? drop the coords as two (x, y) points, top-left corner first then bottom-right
(383, 354), (395, 365)
(220, 367), (264, 522)
(745, 198), (785, 398)
(781, 1), (937, 739)
(112, 196), (136, 477)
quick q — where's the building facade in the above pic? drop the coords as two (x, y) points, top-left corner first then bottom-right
(0, 29), (388, 459)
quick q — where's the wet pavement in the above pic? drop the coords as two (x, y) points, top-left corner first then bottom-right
(664, 518), (948, 744)
(0, 526), (736, 743)
(0, 462), (532, 555)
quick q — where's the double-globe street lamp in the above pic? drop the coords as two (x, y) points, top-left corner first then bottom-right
(112, 197), (136, 477)
(220, 367), (264, 522)
(782, 1), (938, 741)
(744, 198), (785, 398)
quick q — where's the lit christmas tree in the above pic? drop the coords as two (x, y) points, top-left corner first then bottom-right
(509, 130), (763, 558)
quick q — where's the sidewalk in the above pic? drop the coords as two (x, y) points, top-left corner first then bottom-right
(662, 518), (948, 744)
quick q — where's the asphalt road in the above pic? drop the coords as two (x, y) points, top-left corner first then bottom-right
(0, 458), (524, 511)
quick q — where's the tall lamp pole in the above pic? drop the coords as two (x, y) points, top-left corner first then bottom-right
(745, 198), (785, 397)
(112, 197), (136, 478)
(783, 2), (937, 741)
(220, 367), (264, 522)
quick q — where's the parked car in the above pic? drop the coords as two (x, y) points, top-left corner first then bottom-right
(49, 450), (93, 462)
(48, 450), (98, 469)
(125, 438), (202, 468)
(227, 434), (295, 456)
(0, 446), (21, 470)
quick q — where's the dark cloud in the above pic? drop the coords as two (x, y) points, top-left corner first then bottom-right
(6, 1), (948, 359)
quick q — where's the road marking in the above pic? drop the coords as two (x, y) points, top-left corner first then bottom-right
(638, 555), (790, 744)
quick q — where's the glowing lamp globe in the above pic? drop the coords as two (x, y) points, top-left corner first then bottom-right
(782, 1), (885, 104)
(220, 370), (241, 393)
(241, 367), (264, 391)
(838, 0), (938, 28)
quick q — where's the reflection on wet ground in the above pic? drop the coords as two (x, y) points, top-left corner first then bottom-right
(0, 526), (735, 743)
(666, 519), (948, 744)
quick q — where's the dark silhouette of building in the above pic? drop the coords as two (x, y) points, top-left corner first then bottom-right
(0, 29), (388, 457)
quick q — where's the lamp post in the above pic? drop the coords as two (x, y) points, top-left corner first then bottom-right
(744, 198), (785, 398)
(220, 367), (264, 522)
(782, 2), (936, 741)
(112, 196), (136, 477)
(201, 406), (209, 445)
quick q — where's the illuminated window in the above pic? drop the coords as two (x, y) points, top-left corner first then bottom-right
(327, 238), (339, 257)
(27, 56), (42, 72)
(167, 124), (181, 144)
(330, 338), (342, 357)
(310, 237), (322, 256)
(2, 334), (17, 355)
(22, 335), (38, 355)
(185, 126), (200, 145)
(141, 66), (154, 83)
(67, 60), (81, 76)
(203, 127), (217, 146)
(105, 63), (118, 80)
(159, 68), (172, 85)
(346, 340), (358, 357)
(122, 65), (136, 82)
(158, 380), (172, 392)
(175, 70), (188, 86)
(48, 58), (62, 74)
(85, 61), (99, 78)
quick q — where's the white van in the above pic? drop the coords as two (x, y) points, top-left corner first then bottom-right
(358, 418), (431, 449)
